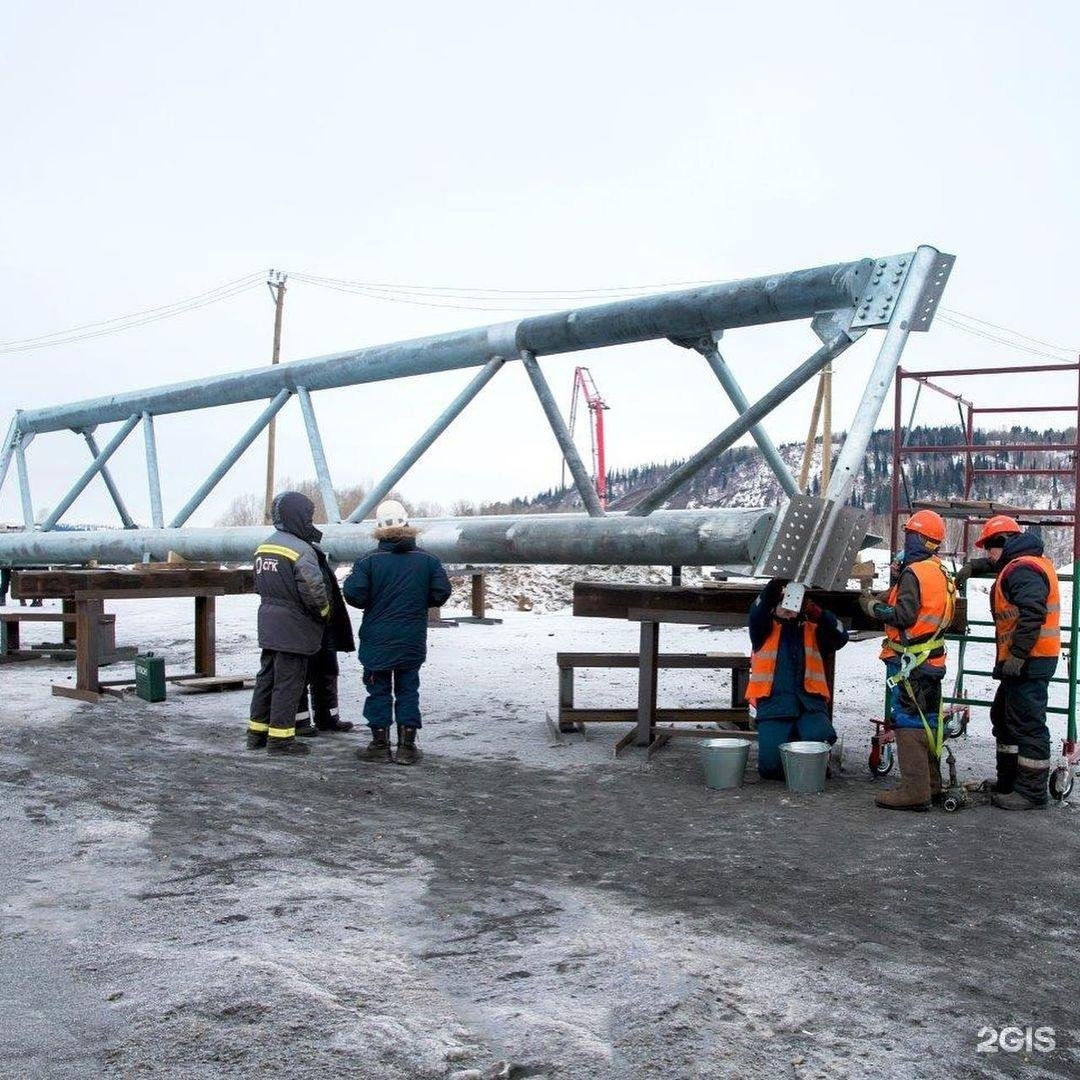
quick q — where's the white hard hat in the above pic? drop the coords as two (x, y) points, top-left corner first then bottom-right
(376, 499), (409, 528)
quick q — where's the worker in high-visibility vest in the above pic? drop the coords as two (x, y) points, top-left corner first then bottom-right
(860, 510), (955, 810)
(956, 515), (1060, 809)
(747, 578), (849, 780)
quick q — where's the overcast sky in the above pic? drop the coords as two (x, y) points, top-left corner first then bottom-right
(1, 1), (1077, 526)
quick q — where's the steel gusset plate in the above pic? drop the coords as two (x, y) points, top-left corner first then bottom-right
(761, 494), (827, 579)
(805, 505), (871, 589)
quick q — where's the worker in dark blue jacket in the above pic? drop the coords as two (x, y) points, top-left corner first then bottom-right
(343, 500), (452, 765)
(747, 578), (849, 780)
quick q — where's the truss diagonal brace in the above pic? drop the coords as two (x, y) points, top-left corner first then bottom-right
(520, 350), (605, 518)
(690, 336), (799, 499)
(629, 332), (860, 516)
(296, 387), (342, 524)
(347, 358), (505, 524)
(170, 389), (292, 528)
(41, 415), (140, 532)
(143, 412), (164, 529)
(82, 430), (136, 529)
(14, 432), (35, 529)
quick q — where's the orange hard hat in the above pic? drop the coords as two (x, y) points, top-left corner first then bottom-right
(975, 514), (1021, 548)
(904, 509), (946, 543)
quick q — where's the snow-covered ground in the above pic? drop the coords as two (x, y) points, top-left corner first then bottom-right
(6, 560), (1075, 782)
(3, 567), (1079, 1079)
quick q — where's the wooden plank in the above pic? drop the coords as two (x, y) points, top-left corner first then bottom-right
(627, 608), (746, 627)
(174, 675), (255, 694)
(635, 620), (660, 747)
(52, 684), (102, 703)
(559, 708), (750, 724)
(573, 581), (886, 631)
(646, 728), (674, 760)
(0, 612), (80, 622)
(556, 651), (749, 669)
(470, 573), (486, 620)
(13, 567), (254, 600)
(73, 587), (227, 601)
(194, 594), (216, 677)
(75, 598), (102, 695)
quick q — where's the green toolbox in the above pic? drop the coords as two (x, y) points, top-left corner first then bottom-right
(134, 652), (166, 702)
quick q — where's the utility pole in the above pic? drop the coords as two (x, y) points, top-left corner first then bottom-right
(263, 270), (287, 525)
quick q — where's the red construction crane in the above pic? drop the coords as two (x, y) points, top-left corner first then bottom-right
(565, 365), (610, 509)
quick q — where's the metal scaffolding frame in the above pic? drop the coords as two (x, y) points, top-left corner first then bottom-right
(890, 359), (1080, 799)
(0, 246), (953, 574)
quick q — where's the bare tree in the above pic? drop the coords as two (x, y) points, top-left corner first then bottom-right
(216, 493), (262, 527)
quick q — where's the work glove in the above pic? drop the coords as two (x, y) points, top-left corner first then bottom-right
(858, 592), (881, 619)
(1000, 655), (1026, 678)
(803, 599), (823, 622)
(954, 562), (973, 588)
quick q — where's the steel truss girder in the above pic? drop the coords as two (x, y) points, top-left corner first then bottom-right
(0, 247), (953, 573)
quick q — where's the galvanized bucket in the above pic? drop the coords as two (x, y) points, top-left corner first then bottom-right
(700, 738), (750, 790)
(779, 740), (831, 794)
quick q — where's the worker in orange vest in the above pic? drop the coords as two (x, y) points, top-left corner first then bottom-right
(861, 510), (955, 810)
(956, 515), (1060, 809)
(746, 578), (848, 780)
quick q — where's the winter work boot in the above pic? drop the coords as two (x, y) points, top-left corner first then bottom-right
(396, 726), (421, 766)
(267, 737), (311, 757)
(316, 712), (355, 733)
(992, 749), (1019, 794)
(246, 725), (268, 751)
(295, 721), (320, 738)
(992, 763), (1049, 810)
(355, 726), (393, 763)
(875, 728), (932, 811)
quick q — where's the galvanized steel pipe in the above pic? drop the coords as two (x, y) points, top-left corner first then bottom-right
(0, 508), (776, 568)
(12, 259), (873, 435)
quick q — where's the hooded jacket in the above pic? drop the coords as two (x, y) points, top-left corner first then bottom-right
(254, 492), (331, 656)
(991, 530), (1059, 679)
(342, 526), (452, 671)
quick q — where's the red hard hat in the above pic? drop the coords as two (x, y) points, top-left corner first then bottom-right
(904, 509), (946, 543)
(975, 514), (1021, 548)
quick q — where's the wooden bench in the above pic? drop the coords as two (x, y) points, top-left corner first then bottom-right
(0, 610), (129, 664)
(12, 567), (254, 703)
(556, 650), (751, 735)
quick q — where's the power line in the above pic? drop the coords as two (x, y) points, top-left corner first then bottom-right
(291, 269), (718, 298)
(935, 314), (1076, 363)
(0, 272), (264, 353)
(939, 307), (1078, 355)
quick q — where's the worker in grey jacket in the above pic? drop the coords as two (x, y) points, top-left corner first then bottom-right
(247, 492), (330, 757)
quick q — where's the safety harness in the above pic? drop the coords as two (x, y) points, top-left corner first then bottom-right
(882, 561), (957, 759)
(885, 637), (947, 757)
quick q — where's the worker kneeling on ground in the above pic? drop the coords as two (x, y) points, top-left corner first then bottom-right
(861, 510), (955, 811)
(747, 578), (848, 780)
(343, 500), (452, 765)
(247, 491), (332, 757)
(956, 516), (1059, 810)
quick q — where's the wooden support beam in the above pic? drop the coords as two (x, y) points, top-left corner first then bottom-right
(194, 595), (216, 677)
(635, 620), (660, 746)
